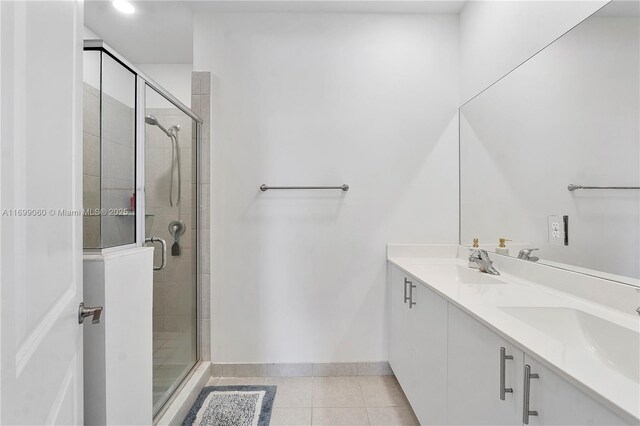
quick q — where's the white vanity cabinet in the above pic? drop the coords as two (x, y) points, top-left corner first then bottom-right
(388, 265), (448, 425)
(447, 305), (524, 425)
(387, 262), (636, 426)
(524, 357), (630, 426)
(446, 305), (632, 426)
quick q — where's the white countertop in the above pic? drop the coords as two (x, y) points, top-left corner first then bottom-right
(387, 245), (640, 423)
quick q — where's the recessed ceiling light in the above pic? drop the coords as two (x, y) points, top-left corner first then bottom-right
(112, 0), (135, 14)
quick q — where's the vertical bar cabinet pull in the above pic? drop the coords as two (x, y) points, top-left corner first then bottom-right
(404, 278), (411, 304)
(500, 347), (513, 400)
(408, 282), (416, 308)
(523, 364), (540, 424)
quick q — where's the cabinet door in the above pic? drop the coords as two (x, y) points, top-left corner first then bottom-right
(388, 265), (412, 388)
(447, 305), (523, 425)
(409, 283), (448, 425)
(524, 356), (632, 426)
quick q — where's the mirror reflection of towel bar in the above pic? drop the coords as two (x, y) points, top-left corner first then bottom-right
(260, 184), (349, 191)
(568, 184), (640, 191)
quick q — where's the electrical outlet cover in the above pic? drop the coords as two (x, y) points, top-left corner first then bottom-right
(548, 215), (565, 245)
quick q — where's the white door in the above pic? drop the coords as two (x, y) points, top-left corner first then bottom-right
(447, 304), (523, 425)
(388, 266), (412, 388)
(1, 1), (85, 425)
(524, 356), (631, 426)
(409, 283), (448, 426)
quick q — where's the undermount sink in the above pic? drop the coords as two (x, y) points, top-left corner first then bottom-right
(499, 306), (640, 383)
(426, 264), (506, 285)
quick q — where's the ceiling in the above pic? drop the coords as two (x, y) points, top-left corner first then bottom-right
(85, 0), (467, 64)
(190, 0), (467, 13)
(85, 1), (195, 64)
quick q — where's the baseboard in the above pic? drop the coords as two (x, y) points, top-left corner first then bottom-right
(211, 361), (393, 378)
(154, 361), (211, 426)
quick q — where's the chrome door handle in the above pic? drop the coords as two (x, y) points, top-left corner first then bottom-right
(409, 283), (416, 309)
(145, 237), (167, 271)
(78, 302), (103, 324)
(403, 278), (411, 304)
(523, 364), (539, 424)
(500, 347), (513, 400)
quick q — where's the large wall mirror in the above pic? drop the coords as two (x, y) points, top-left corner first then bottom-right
(460, 0), (639, 285)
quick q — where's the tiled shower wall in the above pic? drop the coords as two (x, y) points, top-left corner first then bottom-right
(83, 83), (135, 248)
(83, 83), (101, 247)
(192, 71), (211, 361)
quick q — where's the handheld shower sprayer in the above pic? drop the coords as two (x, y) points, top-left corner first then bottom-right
(144, 115), (182, 206)
(145, 115), (173, 138)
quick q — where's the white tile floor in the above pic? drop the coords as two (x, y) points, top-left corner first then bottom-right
(204, 375), (419, 426)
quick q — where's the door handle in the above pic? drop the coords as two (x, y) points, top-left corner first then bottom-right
(403, 278), (411, 303)
(523, 364), (540, 424)
(145, 237), (167, 271)
(500, 347), (513, 400)
(78, 302), (103, 324)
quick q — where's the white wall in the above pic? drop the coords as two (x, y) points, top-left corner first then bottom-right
(84, 25), (99, 40)
(459, 0), (608, 103)
(136, 64), (193, 108)
(194, 13), (460, 363)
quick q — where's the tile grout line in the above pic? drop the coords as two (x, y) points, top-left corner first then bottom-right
(357, 377), (372, 426)
(310, 376), (314, 426)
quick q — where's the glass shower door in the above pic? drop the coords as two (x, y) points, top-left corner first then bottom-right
(144, 85), (198, 415)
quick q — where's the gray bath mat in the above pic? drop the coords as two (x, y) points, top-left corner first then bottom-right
(183, 385), (276, 426)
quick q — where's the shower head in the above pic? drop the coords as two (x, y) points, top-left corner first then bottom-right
(145, 115), (158, 125)
(145, 115), (182, 207)
(145, 114), (172, 137)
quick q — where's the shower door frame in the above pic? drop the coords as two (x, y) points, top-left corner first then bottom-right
(84, 39), (203, 245)
(83, 40), (204, 416)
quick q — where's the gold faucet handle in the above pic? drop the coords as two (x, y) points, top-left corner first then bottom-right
(498, 238), (512, 248)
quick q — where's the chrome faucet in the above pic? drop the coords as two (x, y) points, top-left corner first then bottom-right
(518, 248), (540, 262)
(468, 249), (500, 275)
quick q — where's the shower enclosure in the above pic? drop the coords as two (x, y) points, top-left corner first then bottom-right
(82, 40), (202, 417)
(145, 86), (199, 414)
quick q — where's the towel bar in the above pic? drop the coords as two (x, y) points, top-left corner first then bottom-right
(260, 184), (349, 191)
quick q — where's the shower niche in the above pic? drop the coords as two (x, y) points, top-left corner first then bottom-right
(83, 49), (137, 249)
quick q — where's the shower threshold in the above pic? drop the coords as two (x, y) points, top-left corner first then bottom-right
(153, 361), (211, 425)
